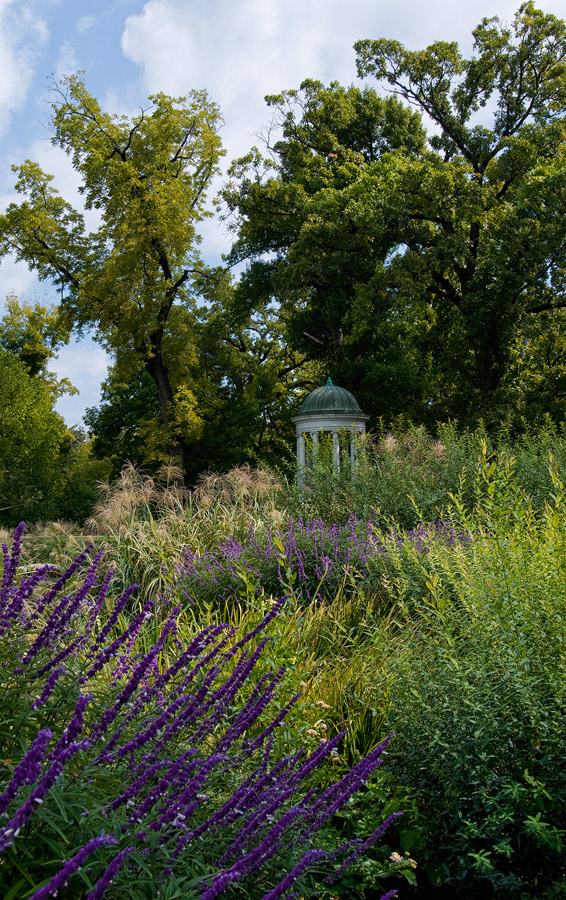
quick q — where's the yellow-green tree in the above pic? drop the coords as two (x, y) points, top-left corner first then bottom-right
(0, 349), (69, 525)
(0, 76), (224, 472)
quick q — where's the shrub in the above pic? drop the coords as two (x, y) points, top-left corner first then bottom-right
(376, 450), (566, 897)
(173, 513), (472, 615)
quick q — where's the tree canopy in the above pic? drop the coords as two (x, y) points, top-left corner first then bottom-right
(225, 2), (566, 428)
(0, 76), (224, 472)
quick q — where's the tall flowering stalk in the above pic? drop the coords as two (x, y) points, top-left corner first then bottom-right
(0, 525), (401, 900)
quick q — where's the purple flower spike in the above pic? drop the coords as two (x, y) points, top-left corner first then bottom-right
(85, 846), (133, 900)
(325, 812), (403, 883)
(262, 848), (331, 900)
(0, 729), (52, 816)
(31, 667), (66, 709)
(27, 835), (118, 900)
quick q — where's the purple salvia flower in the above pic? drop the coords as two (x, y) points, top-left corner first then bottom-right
(1, 563), (58, 631)
(101, 688), (192, 762)
(34, 634), (87, 678)
(50, 695), (92, 758)
(110, 599), (180, 690)
(27, 835), (118, 900)
(200, 806), (308, 900)
(22, 554), (102, 666)
(219, 782), (319, 869)
(94, 635), (166, 737)
(85, 847), (133, 900)
(261, 848), (331, 900)
(3, 522), (24, 592)
(88, 583), (139, 652)
(31, 667), (66, 709)
(299, 734), (393, 838)
(216, 668), (289, 752)
(0, 729), (52, 815)
(23, 545), (94, 631)
(0, 740), (90, 852)
(148, 753), (224, 832)
(192, 640), (274, 745)
(110, 759), (174, 810)
(125, 749), (200, 824)
(81, 599), (153, 683)
(84, 566), (115, 635)
(173, 738), (278, 857)
(239, 690), (301, 755)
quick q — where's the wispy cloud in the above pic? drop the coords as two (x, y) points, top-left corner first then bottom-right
(77, 13), (96, 33)
(0, 0), (49, 135)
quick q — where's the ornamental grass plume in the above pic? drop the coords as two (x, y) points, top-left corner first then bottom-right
(0, 524), (400, 900)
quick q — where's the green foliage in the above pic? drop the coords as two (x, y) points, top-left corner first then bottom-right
(283, 423), (479, 527)
(0, 294), (71, 380)
(0, 349), (69, 526)
(0, 527), (400, 900)
(13, 424), (566, 897)
(223, 79), (428, 425)
(353, 450), (566, 897)
(226, 4), (566, 428)
(50, 430), (112, 524)
(0, 75), (224, 472)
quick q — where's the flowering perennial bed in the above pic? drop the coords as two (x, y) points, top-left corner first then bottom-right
(0, 524), (399, 900)
(176, 515), (471, 605)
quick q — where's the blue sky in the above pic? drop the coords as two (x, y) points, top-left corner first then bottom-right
(0, 0), (564, 425)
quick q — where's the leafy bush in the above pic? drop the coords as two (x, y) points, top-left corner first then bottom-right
(0, 524), (399, 900)
(285, 421), (566, 528)
(374, 450), (566, 897)
(284, 424), (481, 527)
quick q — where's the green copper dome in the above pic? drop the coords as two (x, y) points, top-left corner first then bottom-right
(296, 378), (366, 418)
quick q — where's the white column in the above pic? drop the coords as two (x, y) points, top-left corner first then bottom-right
(332, 430), (340, 471)
(297, 433), (306, 469)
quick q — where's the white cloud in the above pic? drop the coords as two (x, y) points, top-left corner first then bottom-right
(0, 0), (49, 136)
(0, 255), (39, 306)
(54, 40), (79, 80)
(120, 0), (566, 267)
(122, 0), (566, 155)
(77, 14), (96, 33)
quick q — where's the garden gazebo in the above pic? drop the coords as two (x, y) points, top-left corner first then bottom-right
(291, 378), (369, 477)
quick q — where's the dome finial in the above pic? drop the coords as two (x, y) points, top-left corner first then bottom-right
(325, 376), (333, 386)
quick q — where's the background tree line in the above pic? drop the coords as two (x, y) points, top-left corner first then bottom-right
(1, 1), (565, 525)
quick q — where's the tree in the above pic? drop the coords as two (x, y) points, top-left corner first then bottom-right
(0, 294), (70, 378)
(85, 286), (314, 481)
(223, 78), (428, 422)
(353, 0), (566, 422)
(0, 349), (69, 526)
(0, 76), (224, 472)
(225, 4), (566, 427)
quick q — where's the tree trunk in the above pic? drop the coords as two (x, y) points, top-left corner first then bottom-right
(144, 332), (186, 477)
